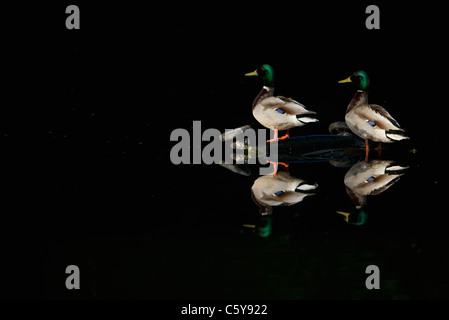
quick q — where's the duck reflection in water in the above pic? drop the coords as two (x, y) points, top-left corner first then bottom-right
(217, 123), (412, 232)
(245, 171), (318, 237)
(338, 159), (408, 225)
(251, 172), (318, 215)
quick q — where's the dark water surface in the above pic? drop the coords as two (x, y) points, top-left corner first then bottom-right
(1, 3), (447, 300)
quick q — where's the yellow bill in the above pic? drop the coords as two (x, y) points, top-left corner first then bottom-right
(338, 76), (352, 84)
(245, 70), (258, 77)
(336, 211), (350, 222)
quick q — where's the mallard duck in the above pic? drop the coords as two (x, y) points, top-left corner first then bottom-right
(245, 64), (318, 142)
(343, 159), (408, 209)
(338, 71), (409, 159)
(251, 171), (318, 213)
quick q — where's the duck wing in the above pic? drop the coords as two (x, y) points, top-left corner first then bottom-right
(354, 104), (404, 131)
(261, 96), (316, 116)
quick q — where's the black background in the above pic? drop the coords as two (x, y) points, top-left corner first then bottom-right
(1, 2), (447, 300)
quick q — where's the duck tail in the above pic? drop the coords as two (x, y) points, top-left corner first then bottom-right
(296, 113), (319, 123)
(385, 130), (409, 141)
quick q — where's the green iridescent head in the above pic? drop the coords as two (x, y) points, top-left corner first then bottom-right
(338, 71), (370, 90)
(245, 64), (275, 87)
(256, 215), (272, 237)
(242, 215), (272, 237)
